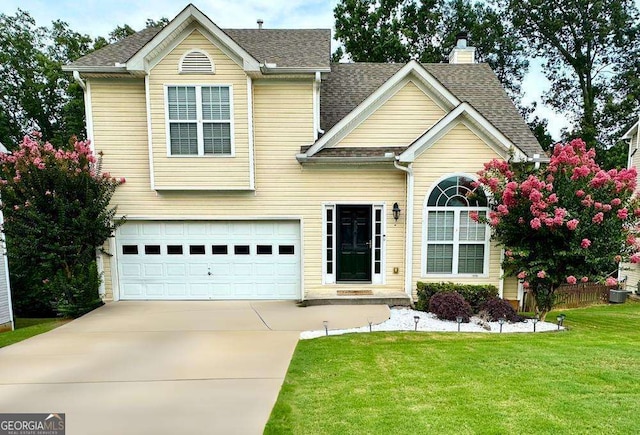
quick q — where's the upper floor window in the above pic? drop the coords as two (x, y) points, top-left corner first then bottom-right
(166, 85), (233, 156)
(424, 175), (489, 276)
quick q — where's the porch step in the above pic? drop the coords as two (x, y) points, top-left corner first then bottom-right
(301, 293), (412, 307)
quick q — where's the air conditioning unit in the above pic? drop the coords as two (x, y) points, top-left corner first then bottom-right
(609, 290), (629, 304)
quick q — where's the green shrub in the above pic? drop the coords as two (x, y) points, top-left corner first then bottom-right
(428, 292), (472, 322)
(48, 262), (104, 318)
(416, 282), (498, 312)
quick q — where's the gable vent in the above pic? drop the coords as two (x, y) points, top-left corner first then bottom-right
(179, 50), (215, 74)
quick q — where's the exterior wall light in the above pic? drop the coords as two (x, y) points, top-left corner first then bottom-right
(393, 202), (401, 223)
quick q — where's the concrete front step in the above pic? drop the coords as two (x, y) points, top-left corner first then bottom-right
(300, 294), (412, 307)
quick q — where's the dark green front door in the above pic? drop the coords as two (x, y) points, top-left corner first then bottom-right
(337, 205), (372, 281)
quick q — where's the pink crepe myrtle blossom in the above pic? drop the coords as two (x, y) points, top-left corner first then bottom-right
(566, 276), (577, 285)
(611, 198), (622, 206)
(575, 189), (585, 197)
(581, 238), (591, 249)
(581, 276), (589, 283)
(566, 219), (579, 230)
(505, 250), (513, 257)
(530, 218), (542, 230)
(602, 204), (612, 212)
(517, 271), (527, 280)
(617, 208), (628, 220)
(522, 281), (530, 289)
(592, 212), (604, 224)
(630, 253), (640, 264)
(469, 211), (479, 222)
(537, 270), (546, 279)
(605, 277), (618, 287)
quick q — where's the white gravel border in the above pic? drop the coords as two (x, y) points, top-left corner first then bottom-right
(300, 307), (564, 339)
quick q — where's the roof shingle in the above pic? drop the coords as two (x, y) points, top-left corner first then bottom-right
(66, 27), (331, 70)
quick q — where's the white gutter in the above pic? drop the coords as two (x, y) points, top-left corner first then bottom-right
(296, 154), (396, 164)
(394, 160), (414, 299)
(314, 72), (325, 138)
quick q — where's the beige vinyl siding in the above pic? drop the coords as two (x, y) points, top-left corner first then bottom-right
(623, 131), (640, 293)
(411, 122), (504, 299)
(502, 277), (520, 301)
(92, 78), (406, 299)
(149, 29), (250, 189)
(335, 81), (446, 148)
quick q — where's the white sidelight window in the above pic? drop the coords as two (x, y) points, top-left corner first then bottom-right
(424, 175), (489, 276)
(166, 85), (233, 156)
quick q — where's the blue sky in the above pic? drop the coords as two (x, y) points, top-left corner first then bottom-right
(2, 0), (638, 139)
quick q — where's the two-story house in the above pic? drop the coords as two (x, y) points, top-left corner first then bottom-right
(63, 4), (544, 306)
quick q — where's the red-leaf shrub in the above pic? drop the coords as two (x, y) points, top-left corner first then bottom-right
(428, 292), (472, 322)
(478, 298), (523, 322)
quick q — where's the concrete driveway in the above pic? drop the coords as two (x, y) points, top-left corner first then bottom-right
(0, 301), (389, 435)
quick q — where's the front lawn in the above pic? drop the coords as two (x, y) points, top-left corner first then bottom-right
(266, 302), (640, 434)
(0, 318), (68, 348)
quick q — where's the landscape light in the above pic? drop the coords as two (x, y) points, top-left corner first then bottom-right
(368, 320), (373, 332)
(556, 316), (562, 330)
(323, 320), (329, 336)
(456, 316), (463, 332)
(413, 315), (420, 331)
(498, 317), (506, 333)
(532, 316), (539, 332)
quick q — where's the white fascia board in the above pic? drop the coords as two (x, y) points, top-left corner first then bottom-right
(622, 118), (639, 140)
(126, 4), (260, 74)
(398, 102), (525, 162)
(305, 60), (460, 157)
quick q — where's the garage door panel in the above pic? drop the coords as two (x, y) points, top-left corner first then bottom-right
(117, 220), (300, 300)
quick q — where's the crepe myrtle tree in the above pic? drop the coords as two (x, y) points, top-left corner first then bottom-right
(0, 133), (125, 317)
(472, 139), (640, 320)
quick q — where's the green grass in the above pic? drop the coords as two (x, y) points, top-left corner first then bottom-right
(0, 317), (69, 348)
(266, 302), (640, 434)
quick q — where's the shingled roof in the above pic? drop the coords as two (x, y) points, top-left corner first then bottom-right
(321, 63), (543, 157)
(65, 26), (331, 70)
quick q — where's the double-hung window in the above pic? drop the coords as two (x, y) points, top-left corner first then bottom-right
(425, 175), (489, 275)
(166, 85), (232, 156)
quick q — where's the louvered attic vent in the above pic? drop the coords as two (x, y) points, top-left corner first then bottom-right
(179, 50), (215, 74)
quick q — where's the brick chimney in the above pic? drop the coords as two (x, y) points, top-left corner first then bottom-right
(449, 31), (476, 64)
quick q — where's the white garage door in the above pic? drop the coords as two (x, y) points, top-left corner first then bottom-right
(116, 221), (301, 300)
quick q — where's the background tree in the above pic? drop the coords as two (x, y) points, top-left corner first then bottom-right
(0, 134), (125, 317)
(474, 139), (640, 319)
(505, 0), (640, 167)
(334, 0), (529, 101)
(0, 10), (168, 149)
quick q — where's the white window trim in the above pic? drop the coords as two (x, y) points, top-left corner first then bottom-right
(178, 49), (215, 74)
(164, 84), (235, 158)
(421, 173), (490, 278)
(322, 203), (386, 285)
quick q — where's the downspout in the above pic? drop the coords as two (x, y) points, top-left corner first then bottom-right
(394, 160), (414, 300)
(315, 72), (324, 137)
(72, 70), (86, 91)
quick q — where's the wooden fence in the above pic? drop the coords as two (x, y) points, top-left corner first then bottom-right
(523, 283), (610, 311)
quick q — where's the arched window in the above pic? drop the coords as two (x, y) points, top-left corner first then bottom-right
(424, 175), (489, 275)
(179, 50), (215, 74)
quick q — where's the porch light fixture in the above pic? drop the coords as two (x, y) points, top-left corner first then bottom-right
(392, 202), (401, 223)
(532, 316), (539, 332)
(323, 320), (329, 336)
(456, 316), (463, 332)
(498, 317), (506, 333)
(413, 315), (420, 331)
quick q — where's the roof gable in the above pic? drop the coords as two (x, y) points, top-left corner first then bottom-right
(623, 117), (639, 140)
(320, 62), (544, 158)
(126, 4), (260, 73)
(398, 102), (527, 163)
(305, 60), (459, 156)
